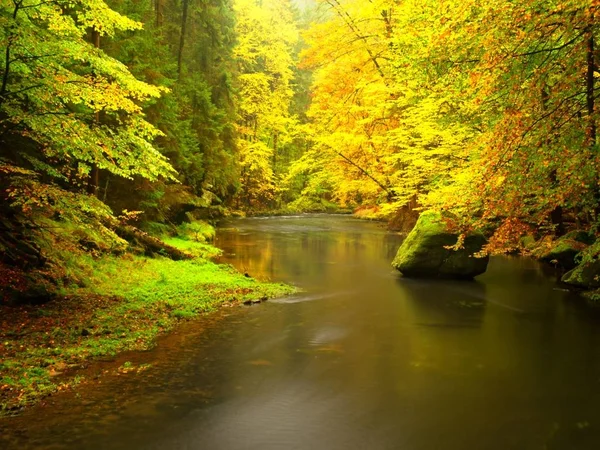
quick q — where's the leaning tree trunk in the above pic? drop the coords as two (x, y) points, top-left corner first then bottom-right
(115, 225), (194, 261)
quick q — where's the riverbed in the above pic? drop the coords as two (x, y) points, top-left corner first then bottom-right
(2, 214), (600, 449)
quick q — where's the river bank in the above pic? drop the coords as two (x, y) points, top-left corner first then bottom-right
(1, 208), (597, 418)
(0, 245), (294, 416)
(3, 215), (598, 450)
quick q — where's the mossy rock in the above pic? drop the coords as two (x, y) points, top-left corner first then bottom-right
(520, 235), (537, 251)
(562, 260), (600, 289)
(539, 238), (587, 270)
(581, 289), (600, 306)
(563, 230), (596, 245)
(392, 212), (489, 279)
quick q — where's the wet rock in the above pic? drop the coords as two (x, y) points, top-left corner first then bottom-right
(537, 238), (587, 270)
(392, 211), (489, 279)
(562, 260), (600, 289)
(243, 296), (268, 305)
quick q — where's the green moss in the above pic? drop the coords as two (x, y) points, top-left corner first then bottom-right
(582, 289), (600, 306)
(392, 211), (488, 278)
(160, 236), (222, 259)
(0, 252), (295, 415)
(413, 211), (447, 233)
(562, 260), (600, 288)
(564, 230), (596, 245)
(538, 238), (586, 269)
(520, 235), (536, 250)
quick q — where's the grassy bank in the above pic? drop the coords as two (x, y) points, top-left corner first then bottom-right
(0, 243), (294, 416)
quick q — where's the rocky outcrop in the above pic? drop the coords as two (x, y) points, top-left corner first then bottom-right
(392, 212), (489, 279)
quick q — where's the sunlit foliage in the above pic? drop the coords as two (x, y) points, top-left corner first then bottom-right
(297, 0), (600, 249)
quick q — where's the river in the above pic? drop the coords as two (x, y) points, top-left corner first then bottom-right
(2, 214), (600, 449)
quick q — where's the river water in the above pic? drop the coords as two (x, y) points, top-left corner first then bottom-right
(3, 214), (600, 449)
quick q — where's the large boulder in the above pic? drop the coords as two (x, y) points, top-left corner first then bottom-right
(392, 212), (489, 279)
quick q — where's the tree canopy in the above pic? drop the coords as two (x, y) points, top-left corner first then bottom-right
(2, 0), (600, 269)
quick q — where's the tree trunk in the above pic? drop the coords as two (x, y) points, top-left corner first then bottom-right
(586, 25), (596, 147)
(177, 0), (190, 78)
(87, 29), (101, 197)
(155, 0), (164, 28)
(542, 84), (564, 234)
(272, 132), (278, 169)
(115, 225), (194, 260)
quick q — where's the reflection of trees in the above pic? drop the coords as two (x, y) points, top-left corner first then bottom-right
(215, 219), (403, 288)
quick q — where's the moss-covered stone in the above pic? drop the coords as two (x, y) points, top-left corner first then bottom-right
(520, 235), (537, 251)
(561, 260), (600, 289)
(392, 212), (489, 279)
(563, 230), (596, 245)
(538, 238), (586, 270)
(581, 289), (600, 306)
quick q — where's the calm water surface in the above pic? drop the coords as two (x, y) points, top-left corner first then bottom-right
(2, 214), (600, 449)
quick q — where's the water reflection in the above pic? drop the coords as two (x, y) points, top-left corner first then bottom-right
(3, 215), (600, 450)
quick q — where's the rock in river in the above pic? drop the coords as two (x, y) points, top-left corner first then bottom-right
(392, 212), (489, 279)
(562, 260), (600, 289)
(534, 234), (589, 270)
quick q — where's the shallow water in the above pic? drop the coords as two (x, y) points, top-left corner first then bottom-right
(2, 214), (600, 449)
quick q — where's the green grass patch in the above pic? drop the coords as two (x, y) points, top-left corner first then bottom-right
(160, 236), (222, 259)
(0, 252), (294, 416)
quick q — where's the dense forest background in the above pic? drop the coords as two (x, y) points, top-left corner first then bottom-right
(3, 0), (600, 288)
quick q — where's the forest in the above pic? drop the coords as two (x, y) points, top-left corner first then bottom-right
(3, 0), (600, 415)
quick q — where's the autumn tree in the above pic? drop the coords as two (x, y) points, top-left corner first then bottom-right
(292, 0), (472, 215)
(415, 1), (600, 250)
(233, 0), (299, 209)
(0, 0), (175, 181)
(0, 0), (176, 267)
(97, 0), (241, 225)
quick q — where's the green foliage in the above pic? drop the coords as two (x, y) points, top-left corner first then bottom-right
(99, 0), (242, 220)
(0, 0), (176, 182)
(175, 219), (216, 243)
(160, 236), (221, 259)
(286, 196), (341, 214)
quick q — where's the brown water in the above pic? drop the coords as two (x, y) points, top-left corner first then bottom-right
(2, 214), (600, 449)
